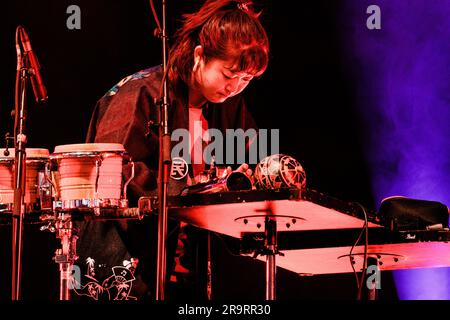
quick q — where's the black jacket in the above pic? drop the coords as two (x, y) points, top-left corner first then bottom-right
(75, 66), (257, 300)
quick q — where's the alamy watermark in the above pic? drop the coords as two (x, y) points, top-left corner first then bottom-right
(366, 5), (381, 30)
(366, 265), (381, 290)
(171, 122), (279, 165)
(65, 5), (381, 31)
(66, 5), (81, 30)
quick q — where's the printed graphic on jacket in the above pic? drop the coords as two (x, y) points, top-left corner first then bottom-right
(71, 257), (139, 300)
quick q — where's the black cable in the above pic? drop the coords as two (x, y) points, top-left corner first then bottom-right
(349, 218), (365, 289)
(358, 203), (369, 300)
(350, 202), (369, 300)
(211, 232), (242, 257)
(349, 202), (369, 300)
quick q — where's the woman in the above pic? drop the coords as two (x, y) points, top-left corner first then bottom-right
(76, 0), (269, 300)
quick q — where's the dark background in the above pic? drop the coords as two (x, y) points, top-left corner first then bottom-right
(0, 0), (397, 300)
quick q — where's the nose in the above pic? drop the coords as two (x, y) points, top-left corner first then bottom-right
(225, 78), (240, 95)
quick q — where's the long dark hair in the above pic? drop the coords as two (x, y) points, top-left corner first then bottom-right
(168, 0), (269, 97)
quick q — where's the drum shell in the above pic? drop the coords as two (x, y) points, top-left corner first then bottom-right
(52, 155), (123, 201)
(50, 143), (131, 209)
(0, 149), (49, 208)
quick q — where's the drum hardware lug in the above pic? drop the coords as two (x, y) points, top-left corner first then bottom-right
(3, 132), (14, 156)
(94, 158), (101, 209)
(44, 162), (59, 199)
(123, 161), (135, 202)
(138, 196), (159, 214)
(38, 181), (53, 211)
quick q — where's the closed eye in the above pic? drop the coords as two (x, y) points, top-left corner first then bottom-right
(223, 73), (253, 82)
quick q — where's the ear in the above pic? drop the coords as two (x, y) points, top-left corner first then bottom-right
(193, 45), (203, 72)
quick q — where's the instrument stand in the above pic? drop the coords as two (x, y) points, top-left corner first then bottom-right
(11, 67), (30, 300)
(206, 231), (212, 300)
(264, 216), (278, 300)
(237, 213), (297, 300)
(246, 215), (284, 300)
(12, 26), (48, 299)
(154, 0), (171, 301)
(42, 214), (79, 300)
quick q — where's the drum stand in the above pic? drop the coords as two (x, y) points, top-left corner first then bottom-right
(237, 213), (297, 300)
(241, 215), (283, 300)
(55, 217), (79, 300)
(11, 66), (30, 300)
(263, 216), (280, 300)
(41, 214), (79, 300)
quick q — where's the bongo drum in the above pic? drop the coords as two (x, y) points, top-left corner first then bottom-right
(49, 143), (134, 211)
(0, 148), (51, 214)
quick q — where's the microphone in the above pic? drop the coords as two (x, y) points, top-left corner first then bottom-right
(19, 26), (48, 103)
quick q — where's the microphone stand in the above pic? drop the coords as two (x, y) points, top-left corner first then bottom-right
(11, 54), (30, 300)
(155, 0), (171, 300)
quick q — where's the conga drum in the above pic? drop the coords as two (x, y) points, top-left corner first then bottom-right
(49, 143), (134, 211)
(0, 148), (51, 213)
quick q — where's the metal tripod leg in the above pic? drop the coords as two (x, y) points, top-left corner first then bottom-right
(264, 217), (277, 300)
(54, 218), (79, 300)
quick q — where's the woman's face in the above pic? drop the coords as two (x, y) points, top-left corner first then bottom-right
(192, 47), (255, 104)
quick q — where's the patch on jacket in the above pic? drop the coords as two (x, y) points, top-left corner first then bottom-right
(170, 157), (189, 180)
(107, 69), (155, 96)
(71, 257), (139, 300)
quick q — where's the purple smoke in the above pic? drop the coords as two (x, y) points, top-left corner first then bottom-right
(340, 0), (450, 299)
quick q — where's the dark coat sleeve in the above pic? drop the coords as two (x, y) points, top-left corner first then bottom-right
(78, 73), (180, 300)
(86, 79), (160, 206)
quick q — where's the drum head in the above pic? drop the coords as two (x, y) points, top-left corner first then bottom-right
(53, 143), (125, 153)
(26, 148), (50, 158)
(0, 148), (49, 159)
